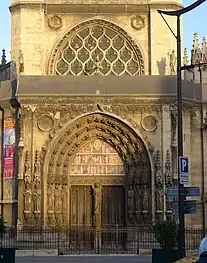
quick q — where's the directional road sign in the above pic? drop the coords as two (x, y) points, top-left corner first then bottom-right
(179, 156), (189, 174)
(171, 200), (197, 214)
(167, 187), (200, 197)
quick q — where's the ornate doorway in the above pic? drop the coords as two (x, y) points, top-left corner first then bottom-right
(44, 112), (152, 227)
(69, 139), (125, 227)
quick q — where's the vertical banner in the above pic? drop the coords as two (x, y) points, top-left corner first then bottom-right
(3, 118), (15, 177)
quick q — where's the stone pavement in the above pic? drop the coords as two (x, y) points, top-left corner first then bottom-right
(16, 255), (152, 263)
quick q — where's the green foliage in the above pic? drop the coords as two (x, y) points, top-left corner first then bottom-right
(152, 220), (178, 249)
(0, 217), (6, 239)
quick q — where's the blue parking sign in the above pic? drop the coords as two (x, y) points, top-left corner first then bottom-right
(179, 156), (189, 174)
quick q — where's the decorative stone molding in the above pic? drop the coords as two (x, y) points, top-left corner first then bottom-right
(33, 151), (41, 224)
(48, 15), (63, 30)
(154, 150), (163, 214)
(37, 114), (54, 132)
(165, 150), (173, 187)
(23, 151), (33, 224)
(141, 114), (158, 132)
(131, 15), (145, 30)
(170, 104), (177, 148)
(165, 150), (173, 212)
(147, 140), (154, 154)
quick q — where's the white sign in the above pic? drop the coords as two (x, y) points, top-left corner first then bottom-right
(180, 173), (188, 185)
(179, 156), (189, 174)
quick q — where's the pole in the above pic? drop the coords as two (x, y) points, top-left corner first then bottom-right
(199, 65), (205, 237)
(177, 15), (186, 256)
(0, 106), (4, 218)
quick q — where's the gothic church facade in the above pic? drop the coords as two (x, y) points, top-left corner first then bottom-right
(0, 0), (207, 228)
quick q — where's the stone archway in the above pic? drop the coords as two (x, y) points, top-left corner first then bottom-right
(43, 112), (152, 226)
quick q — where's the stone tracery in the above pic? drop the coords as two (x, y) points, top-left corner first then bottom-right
(49, 19), (145, 76)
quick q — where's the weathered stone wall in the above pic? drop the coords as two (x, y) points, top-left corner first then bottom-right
(11, 4), (45, 75)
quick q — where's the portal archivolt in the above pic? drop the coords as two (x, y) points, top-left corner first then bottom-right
(44, 112), (152, 226)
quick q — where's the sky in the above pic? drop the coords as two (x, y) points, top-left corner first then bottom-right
(0, 0), (206, 62)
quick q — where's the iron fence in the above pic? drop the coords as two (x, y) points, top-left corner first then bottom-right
(0, 226), (204, 254)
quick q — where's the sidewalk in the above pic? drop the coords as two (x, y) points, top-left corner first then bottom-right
(15, 255), (152, 263)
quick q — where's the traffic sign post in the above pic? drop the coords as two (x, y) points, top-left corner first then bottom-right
(179, 157), (189, 185)
(171, 200), (197, 215)
(180, 174), (188, 185)
(167, 187), (200, 197)
(179, 156), (189, 174)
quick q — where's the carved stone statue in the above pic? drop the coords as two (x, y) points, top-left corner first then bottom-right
(33, 192), (41, 212)
(54, 185), (62, 211)
(127, 185), (134, 211)
(61, 186), (67, 211)
(24, 191), (31, 211)
(94, 184), (102, 227)
(47, 185), (54, 211)
(142, 184), (149, 211)
(166, 195), (171, 211)
(18, 50), (24, 73)
(94, 185), (102, 213)
(156, 188), (163, 211)
(156, 170), (163, 186)
(165, 170), (173, 186)
(169, 50), (176, 75)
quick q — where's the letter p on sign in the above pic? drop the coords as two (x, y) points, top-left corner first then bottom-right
(179, 156), (189, 174)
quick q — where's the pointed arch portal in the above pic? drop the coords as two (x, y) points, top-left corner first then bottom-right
(43, 112), (152, 227)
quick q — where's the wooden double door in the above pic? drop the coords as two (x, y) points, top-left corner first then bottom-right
(70, 185), (125, 227)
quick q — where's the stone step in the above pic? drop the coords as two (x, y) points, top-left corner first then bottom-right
(15, 249), (58, 257)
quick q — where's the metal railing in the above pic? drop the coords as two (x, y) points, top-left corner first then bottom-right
(0, 225), (203, 255)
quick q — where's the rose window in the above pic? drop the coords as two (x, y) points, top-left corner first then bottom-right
(49, 20), (144, 76)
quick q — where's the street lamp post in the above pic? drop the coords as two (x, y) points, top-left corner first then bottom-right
(158, 0), (206, 256)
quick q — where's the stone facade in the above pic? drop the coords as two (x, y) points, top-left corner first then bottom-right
(10, 0), (182, 76)
(0, 0), (206, 228)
